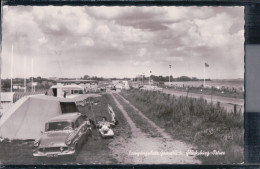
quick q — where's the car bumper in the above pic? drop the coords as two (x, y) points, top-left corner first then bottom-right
(33, 149), (76, 157)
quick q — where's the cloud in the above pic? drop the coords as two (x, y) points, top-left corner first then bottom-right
(1, 6), (244, 79)
(81, 38), (94, 47)
(38, 36), (48, 44)
(32, 6), (92, 37)
(138, 48), (147, 57)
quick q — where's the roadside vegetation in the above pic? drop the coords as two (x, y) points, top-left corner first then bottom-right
(164, 86), (244, 99)
(120, 89), (243, 164)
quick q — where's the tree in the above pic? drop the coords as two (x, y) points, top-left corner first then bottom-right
(83, 75), (90, 80)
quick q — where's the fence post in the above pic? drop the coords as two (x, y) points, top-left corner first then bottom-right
(234, 104), (237, 115)
(217, 101), (220, 108)
(186, 87), (189, 98)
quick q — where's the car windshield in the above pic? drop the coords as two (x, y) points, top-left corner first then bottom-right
(45, 121), (73, 131)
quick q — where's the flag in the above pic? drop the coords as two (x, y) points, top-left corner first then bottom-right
(108, 104), (113, 114)
(205, 62), (209, 67)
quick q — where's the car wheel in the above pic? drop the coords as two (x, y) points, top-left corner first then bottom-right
(36, 157), (46, 164)
(67, 154), (76, 162)
(75, 143), (80, 155)
(84, 133), (89, 142)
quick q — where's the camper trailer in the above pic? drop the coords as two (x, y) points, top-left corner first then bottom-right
(50, 85), (85, 98)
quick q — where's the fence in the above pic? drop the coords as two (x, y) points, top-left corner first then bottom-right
(13, 90), (47, 103)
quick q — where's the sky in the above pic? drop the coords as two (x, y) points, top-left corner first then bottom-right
(1, 6), (244, 79)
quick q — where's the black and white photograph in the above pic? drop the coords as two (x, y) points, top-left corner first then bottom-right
(0, 5), (244, 165)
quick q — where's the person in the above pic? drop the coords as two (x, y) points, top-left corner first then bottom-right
(98, 117), (111, 134)
(98, 117), (110, 128)
(63, 91), (67, 98)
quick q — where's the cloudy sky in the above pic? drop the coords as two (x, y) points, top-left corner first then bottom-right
(2, 6), (244, 79)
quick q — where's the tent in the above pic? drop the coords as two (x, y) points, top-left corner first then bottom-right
(0, 94), (100, 140)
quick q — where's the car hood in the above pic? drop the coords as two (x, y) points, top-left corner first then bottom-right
(39, 131), (73, 147)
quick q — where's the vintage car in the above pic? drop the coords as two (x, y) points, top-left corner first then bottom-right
(33, 112), (91, 157)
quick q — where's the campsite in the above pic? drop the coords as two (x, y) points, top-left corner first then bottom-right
(0, 93), (126, 164)
(0, 88), (243, 164)
(0, 5), (244, 165)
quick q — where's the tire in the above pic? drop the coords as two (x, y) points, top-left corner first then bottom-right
(67, 154), (76, 162)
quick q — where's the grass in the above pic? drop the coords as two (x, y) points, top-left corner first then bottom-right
(120, 89), (243, 164)
(77, 93), (132, 139)
(113, 94), (161, 138)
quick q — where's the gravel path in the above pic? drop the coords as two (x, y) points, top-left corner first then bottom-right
(109, 92), (200, 164)
(162, 89), (244, 112)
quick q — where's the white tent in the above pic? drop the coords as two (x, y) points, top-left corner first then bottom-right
(0, 94), (100, 140)
(0, 95), (62, 140)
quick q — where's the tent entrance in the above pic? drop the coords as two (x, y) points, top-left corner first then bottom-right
(60, 102), (79, 113)
(52, 88), (57, 97)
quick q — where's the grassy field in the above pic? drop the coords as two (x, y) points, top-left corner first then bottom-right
(77, 93), (132, 139)
(120, 89), (243, 164)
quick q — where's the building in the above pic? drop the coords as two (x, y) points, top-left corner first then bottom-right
(49, 77), (59, 81)
(0, 92), (14, 103)
(13, 84), (26, 90)
(56, 79), (98, 92)
(112, 80), (130, 91)
(27, 82), (39, 88)
(112, 80), (120, 86)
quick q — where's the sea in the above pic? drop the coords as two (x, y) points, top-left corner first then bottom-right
(165, 79), (244, 91)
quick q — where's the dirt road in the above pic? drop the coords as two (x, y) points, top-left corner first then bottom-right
(162, 89), (244, 113)
(109, 92), (200, 164)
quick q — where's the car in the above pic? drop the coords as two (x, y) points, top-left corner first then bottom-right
(33, 112), (91, 157)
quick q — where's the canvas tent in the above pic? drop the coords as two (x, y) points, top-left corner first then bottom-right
(0, 94), (100, 140)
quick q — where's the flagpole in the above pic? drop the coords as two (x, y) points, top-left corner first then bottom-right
(31, 57), (33, 92)
(169, 65), (170, 85)
(203, 63), (205, 88)
(142, 73), (144, 85)
(149, 73), (150, 85)
(149, 71), (151, 86)
(24, 55), (26, 92)
(11, 45), (13, 93)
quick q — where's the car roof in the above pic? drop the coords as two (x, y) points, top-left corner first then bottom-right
(48, 112), (81, 123)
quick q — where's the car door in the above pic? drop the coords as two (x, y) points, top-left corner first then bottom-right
(75, 117), (86, 144)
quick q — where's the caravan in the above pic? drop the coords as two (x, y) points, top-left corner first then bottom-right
(50, 85), (85, 98)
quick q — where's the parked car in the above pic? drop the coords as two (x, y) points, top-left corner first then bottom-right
(33, 112), (91, 157)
